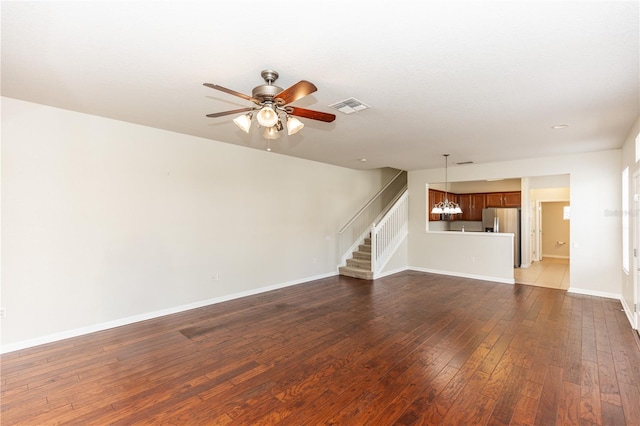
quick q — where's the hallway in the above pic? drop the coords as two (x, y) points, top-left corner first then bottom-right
(515, 258), (570, 290)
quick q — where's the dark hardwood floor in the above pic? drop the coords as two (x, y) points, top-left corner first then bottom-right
(2, 271), (640, 425)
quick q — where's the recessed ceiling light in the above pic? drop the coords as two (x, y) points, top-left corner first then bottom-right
(552, 124), (569, 129)
(359, 158), (367, 162)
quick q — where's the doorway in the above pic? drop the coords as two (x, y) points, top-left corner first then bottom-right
(516, 200), (570, 289)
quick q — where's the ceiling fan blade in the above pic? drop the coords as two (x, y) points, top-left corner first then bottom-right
(203, 83), (257, 103)
(288, 107), (336, 123)
(275, 80), (317, 105)
(206, 107), (255, 118)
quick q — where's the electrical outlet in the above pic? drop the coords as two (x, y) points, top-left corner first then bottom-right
(212, 273), (220, 281)
(0, 308), (6, 318)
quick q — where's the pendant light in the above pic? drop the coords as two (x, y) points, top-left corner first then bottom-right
(431, 154), (463, 215)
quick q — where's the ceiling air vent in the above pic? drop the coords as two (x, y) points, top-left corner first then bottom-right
(329, 98), (370, 114)
(456, 161), (474, 165)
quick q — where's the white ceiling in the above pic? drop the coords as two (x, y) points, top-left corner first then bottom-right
(2, 1), (638, 171)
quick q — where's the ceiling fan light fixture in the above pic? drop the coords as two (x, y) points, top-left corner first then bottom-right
(233, 112), (253, 133)
(287, 116), (304, 135)
(257, 104), (279, 127)
(204, 70), (336, 139)
(263, 126), (281, 140)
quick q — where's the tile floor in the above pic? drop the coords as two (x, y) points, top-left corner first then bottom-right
(514, 257), (570, 290)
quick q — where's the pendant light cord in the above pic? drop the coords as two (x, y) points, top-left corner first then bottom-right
(444, 154), (449, 201)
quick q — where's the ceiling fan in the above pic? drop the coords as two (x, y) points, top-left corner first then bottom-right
(203, 70), (336, 139)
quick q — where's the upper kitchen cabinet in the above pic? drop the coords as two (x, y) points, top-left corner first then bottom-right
(485, 191), (521, 207)
(503, 192), (522, 207)
(458, 193), (486, 221)
(428, 189), (443, 221)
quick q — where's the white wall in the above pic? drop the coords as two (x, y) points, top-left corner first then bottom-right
(1, 97), (393, 350)
(379, 237), (408, 277)
(409, 149), (622, 298)
(2, 96), (633, 350)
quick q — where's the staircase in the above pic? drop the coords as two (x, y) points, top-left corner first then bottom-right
(339, 236), (374, 280)
(337, 169), (408, 281)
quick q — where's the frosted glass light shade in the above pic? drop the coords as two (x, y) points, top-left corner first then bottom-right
(233, 113), (252, 133)
(287, 116), (304, 135)
(257, 105), (278, 127)
(263, 126), (280, 140)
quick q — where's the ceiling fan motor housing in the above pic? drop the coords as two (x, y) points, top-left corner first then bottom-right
(204, 69), (336, 123)
(252, 84), (283, 102)
(252, 69), (283, 103)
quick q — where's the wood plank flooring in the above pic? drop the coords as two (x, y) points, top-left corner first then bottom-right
(2, 271), (640, 425)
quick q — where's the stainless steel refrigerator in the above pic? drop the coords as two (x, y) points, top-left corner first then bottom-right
(482, 207), (521, 267)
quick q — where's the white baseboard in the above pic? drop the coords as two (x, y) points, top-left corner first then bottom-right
(409, 267), (515, 285)
(374, 266), (409, 279)
(0, 271), (338, 354)
(567, 288), (635, 330)
(567, 287), (621, 300)
(619, 297), (638, 329)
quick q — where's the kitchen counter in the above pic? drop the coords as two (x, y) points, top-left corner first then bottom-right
(418, 231), (515, 284)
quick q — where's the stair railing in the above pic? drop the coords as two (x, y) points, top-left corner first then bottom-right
(338, 170), (407, 266)
(371, 190), (409, 276)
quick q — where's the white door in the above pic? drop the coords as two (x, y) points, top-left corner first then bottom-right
(633, 174), (640, 330)
(534, 202), (542, 262)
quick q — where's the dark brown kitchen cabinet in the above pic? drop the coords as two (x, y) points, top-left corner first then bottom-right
(485, 193), (503, 207)
(502, 192), (521, 207)
(458, 193), (485, 221)
(428, 189), (441, 221)
(484, 191), (521, 207)
(457, 194), (471, 219)
(429, 189), (445, 221)
(431, 190), (519, 221)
